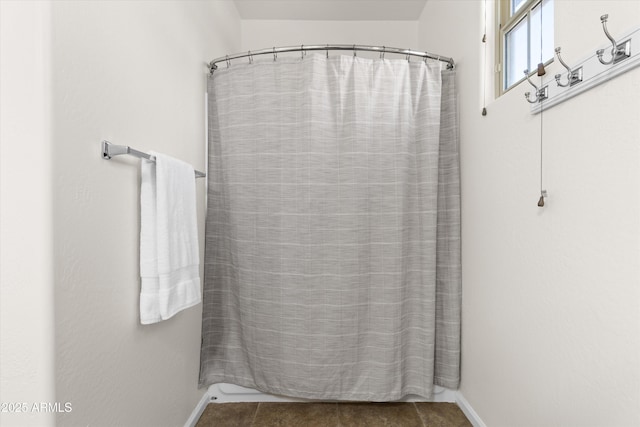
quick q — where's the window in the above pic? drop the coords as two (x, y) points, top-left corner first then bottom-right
(497, 0), (554, 94)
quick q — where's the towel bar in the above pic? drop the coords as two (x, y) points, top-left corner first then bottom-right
(101, 141), (206, 178)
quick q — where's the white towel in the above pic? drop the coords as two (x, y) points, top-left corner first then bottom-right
(139, 151), (201, 324)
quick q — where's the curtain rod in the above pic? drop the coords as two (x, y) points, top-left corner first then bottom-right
(209, 44), (455, 73)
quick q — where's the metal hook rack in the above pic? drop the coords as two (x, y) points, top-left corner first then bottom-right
(527, 16), (640, 114)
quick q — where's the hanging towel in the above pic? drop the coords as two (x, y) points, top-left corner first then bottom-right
(139, 152), (201, 324)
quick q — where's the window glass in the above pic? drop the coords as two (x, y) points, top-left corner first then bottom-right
(505, 17), (528, 89)
(511, 0), (527, 15)
(529, 0), (554, 67)
(499, 0), (554, 93)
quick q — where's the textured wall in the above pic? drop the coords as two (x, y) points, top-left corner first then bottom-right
(240, 20), (419, 60)
(0, 2), (55, 426)
(418, 0), (640, 426)
(50, 1), (240, 426)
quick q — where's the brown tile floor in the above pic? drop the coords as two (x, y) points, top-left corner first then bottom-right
(196, 402), (472, 427)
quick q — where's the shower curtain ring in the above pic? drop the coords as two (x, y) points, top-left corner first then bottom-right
(353, 44), (356, 57)
(381, 46), (385, 60)
(301, 45), (305, 59)
(326, 44), (329, 59)
(226, 55), (230, 68)
(406, 49), (411, 62)
(273, 47), (277, 62)
(248, 51), (253, 64)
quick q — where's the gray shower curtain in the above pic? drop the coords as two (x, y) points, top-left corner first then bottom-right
(200, 53), (460, 401)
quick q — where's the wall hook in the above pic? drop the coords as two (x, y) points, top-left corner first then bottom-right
(523, 69), (548, 104)
(596, 14), (631, 65)
(554, 47), (582, 87)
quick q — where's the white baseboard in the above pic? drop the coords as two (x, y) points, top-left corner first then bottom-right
(183, 391), (213, 427)
(455, 392), (487, 427)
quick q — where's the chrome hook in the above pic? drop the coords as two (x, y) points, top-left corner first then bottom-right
(353, 44), (356, 57)
(406, 49), (411, 62)
(523, 69), (548, 104)
(380, 46), (385, 60)
(225, 55), (230, 68)
(596, 14), (631, 65)
(326, 44), (329, 59)
(273, 47), (277, 62)
(248, 51), (253, 64)
(301, 45), (305, 59)
(554, 47), (582, 87)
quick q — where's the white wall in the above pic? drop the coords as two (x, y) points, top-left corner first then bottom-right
(241, 20), (418, 60)
(419, 1), (640, 426)
(0, 2), (55, 426)
(48, 1), (239, 426)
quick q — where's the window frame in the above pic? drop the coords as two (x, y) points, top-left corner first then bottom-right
(496, 0), (554, 96)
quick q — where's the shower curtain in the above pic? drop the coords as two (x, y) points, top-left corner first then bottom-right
(200, 53), (460, 401)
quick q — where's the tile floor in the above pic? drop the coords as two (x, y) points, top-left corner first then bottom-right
(196, 402), (472, 427)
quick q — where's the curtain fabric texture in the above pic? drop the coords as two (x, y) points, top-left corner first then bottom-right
(200, 54), (460, 401)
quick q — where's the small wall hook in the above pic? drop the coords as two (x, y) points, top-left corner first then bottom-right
(596, 14), (631, 65)
(554, 47), (583, 87)
(523, 69), (548, 104)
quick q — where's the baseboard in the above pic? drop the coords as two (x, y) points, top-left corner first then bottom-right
(455, 392), (487, 427)
(183, 391), (213, 427)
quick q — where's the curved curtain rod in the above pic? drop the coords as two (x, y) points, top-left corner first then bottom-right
(209, 44), (455, 73)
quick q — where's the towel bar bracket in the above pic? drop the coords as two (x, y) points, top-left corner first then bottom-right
(102, 141), (128, 159)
